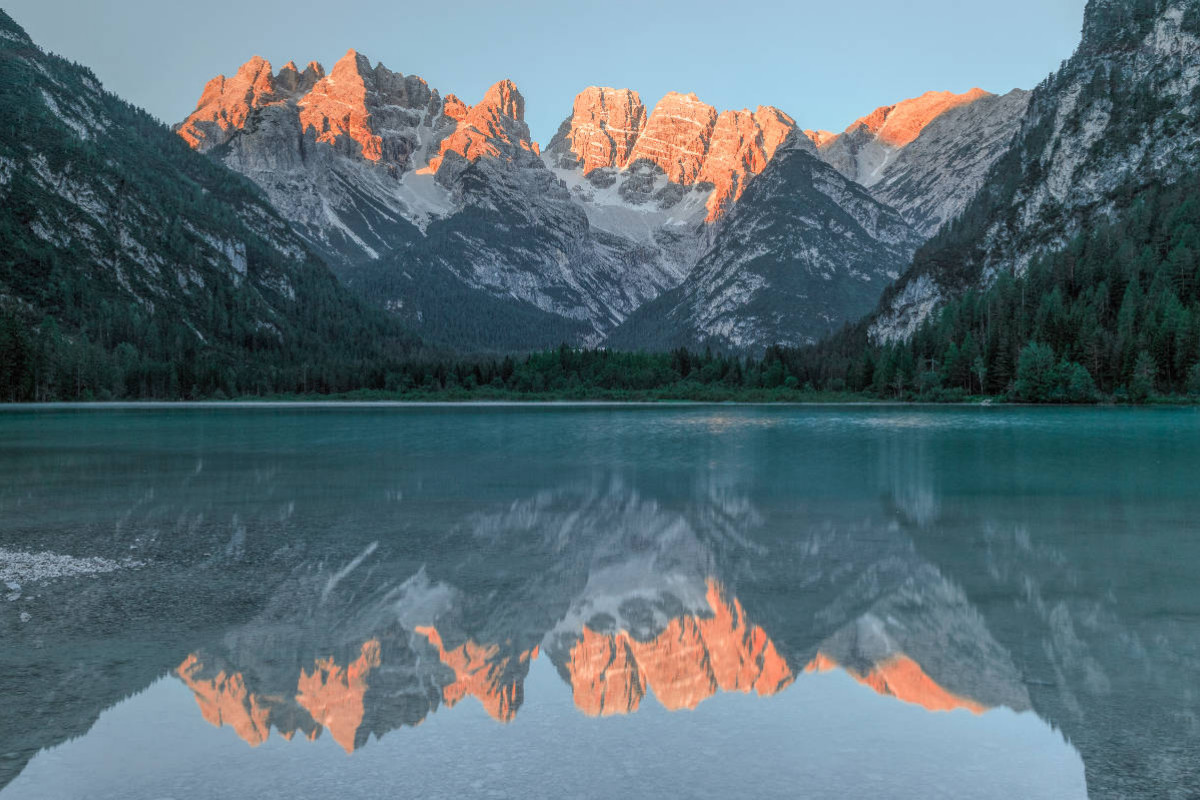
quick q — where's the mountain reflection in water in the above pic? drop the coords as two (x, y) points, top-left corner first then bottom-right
(1, 406), (1197, 799)
(158, 474), (1030, 756)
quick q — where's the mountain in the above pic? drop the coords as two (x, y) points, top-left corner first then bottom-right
(177, 56), (688, 350)
(817, 89), (994, 186)
(539, 87), (810, 315)
(176, 50), (447, 265)
(544, 86), (803, 225)
(606, 136), (922, 351)
(869, 90), (1031, 236)
(814, 88), (1030, 237)
(182, 66), (994, 354)
(869, 0), (1200, 343)
(0, 13), (415, 400)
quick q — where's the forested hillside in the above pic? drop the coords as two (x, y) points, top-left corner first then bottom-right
(781, 165), (1200, 402)
(0, 11), (417, 401)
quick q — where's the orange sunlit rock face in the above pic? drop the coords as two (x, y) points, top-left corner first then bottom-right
(805, 652), (988, 714)
(627, 91), (718, 185)
(559, 89), (797, 222)
(415, 626), (536, 722)
(177, 50), (440, 170)
(565, 580), (793, 716)
(295, 639), (382, 753)
(176, 55), (279, 150)
(297, 50), (384, 161)
(176, 654), (273, 746)
(563, 87), (647, 174)
(838, 88), (990, 149)
(421, 80), (540, 174)
(696, 106), (798, 221)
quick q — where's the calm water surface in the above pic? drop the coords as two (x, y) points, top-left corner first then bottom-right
(1, 405), (1198, 799)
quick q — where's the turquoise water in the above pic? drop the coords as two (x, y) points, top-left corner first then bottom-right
(1, 405), (1198, 799)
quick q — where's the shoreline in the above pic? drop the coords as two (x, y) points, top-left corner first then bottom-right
(2, 399), (1197, 410)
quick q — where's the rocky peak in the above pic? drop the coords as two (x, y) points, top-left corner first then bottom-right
(847, 88), (991, 148)
(176, 55), (279, 150)
(627, 91), (719, 184)
(753, 106), (798, 160)
(871, 88), (1032, 237)
(422, 79), (540, 174)
(178, 50), (442, 167)
(298, 49), (385, 161)
(804, 129), (838, 148)
(547, 88), (800, 222)
(817, 88), (994, 187)
(481, 79), (524, 122)
(545, 86), (647, 174)
(273, 60), (325, 95)
(696, 105), (798, 220)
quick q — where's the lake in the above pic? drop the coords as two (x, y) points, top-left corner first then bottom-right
(1, 404), (1198, 799)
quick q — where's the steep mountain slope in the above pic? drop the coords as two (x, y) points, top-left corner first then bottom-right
(870, 90), (1031, 236)
(177, 59), (681, 350)
(607, 137), (922, 351)
(0, 12), (413, 400)
(870, 0), (1200, 342)
(542, 87), (810, 288)
(817, 89), (994, 185)
(814, 88), (1030, 237)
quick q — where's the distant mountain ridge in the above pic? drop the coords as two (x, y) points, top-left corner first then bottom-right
(0, 2), (1063, 360)
(173, 49), (1028, 352)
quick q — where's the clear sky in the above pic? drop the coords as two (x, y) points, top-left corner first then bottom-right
(5, 0), (1087, 143)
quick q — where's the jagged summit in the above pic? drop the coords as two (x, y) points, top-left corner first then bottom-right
(422, 79), (539, 175)
(545, 86), (802, 222)
(547, 86), (647, 174)
(177, 55), (537, 178)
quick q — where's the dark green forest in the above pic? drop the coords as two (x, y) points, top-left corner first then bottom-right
(781, 164), (1200, 404)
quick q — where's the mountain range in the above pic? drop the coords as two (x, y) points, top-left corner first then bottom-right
(168, 45), (1027, 351)
(6, 451), (1195, 798)
(4, 0), (1200, 400)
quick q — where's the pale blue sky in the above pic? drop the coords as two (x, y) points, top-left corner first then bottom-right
(6, 0), (1087, 143)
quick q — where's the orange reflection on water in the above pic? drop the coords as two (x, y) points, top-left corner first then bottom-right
(566, 580), (793, 716)
(175, 582), (990, 751)
(295, 639), (382, 753)
(177, 653), (273, 746)
(414, 626), (537, 722)
(806, 652), (987, 714)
